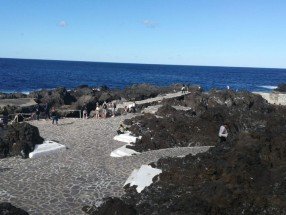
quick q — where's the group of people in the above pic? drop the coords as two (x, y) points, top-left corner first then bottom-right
(82, 101), (119, 119)
(33, 103), (59, 125)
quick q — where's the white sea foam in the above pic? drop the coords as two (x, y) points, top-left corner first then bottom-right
(259, 85), (277, 90)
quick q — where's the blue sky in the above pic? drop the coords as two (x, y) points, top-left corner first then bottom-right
(0, 0), (286, 68)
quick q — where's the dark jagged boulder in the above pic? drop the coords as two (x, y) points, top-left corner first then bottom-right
(274, 83), (286, 92)
(0, 202), (29, 215)
(119, 84), (160, 101)
(0, 123), (44, 158)
(29, 87), (76, 107)
(82, 197), (136, 215)
(71, 86), (94, 98)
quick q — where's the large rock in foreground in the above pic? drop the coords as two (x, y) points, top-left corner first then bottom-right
(82, 197), (136, 215)
(0, 123), (44, 158)
(0, 202), (29, 215)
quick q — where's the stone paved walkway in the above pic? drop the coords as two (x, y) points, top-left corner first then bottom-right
(0, 114), (210, 214)
(117, 91), (190, 109)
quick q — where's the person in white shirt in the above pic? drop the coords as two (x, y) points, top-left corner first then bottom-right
(218, 123), (228, 143)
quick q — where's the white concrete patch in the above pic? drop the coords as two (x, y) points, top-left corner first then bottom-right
(124, 165), (162, 193)
(113, 132), (138, 143)
(29, 140), (66, 158)
(110, 144), (140, 157)
(124, 169), (139, 185)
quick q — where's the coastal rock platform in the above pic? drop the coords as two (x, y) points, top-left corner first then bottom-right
(0, 115), (209, 215)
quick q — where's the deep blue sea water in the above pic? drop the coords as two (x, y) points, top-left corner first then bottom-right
(0, 58), (285, 93)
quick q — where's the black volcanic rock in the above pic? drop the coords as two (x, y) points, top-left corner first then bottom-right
(0, 123), (44, 158)
(124, 90), (272, 152)
(119, 84), (160, 101)
(0, 202), (29, 215)
(29, 87), (76, 107)
(274, 83), (286, 92)
(90, 102), (286, 214)
(82, 197), (136, 215)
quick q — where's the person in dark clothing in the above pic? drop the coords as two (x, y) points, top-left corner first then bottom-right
(44, 103), (50, 120)
(2, 107), (9, 126)
(112, 102), (116, 117)
(181, 84), (186, 94)
(51, 107), (59, 125)
(102, 101), (108, 118)
(35, 104), (40, 120)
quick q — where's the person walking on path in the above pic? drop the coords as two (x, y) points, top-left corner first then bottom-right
(218, 123), (228, 143)
(51, 107), (59, 125)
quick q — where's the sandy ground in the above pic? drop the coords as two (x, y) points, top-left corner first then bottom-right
(0, 114), (210, 215)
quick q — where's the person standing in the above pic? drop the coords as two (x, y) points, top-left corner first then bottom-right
(102, 101), (107, 118)
(112, 102), (116, 117)
(51, 107), (59, 125)
(95, 105), (100, 119)
(218, 123), (228, 143)
(181, 84), (186, 94)
(35, 104), (40, 120)
(82, 102), (88, 119)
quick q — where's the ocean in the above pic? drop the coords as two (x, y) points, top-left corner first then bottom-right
(0, 58), (285, 93)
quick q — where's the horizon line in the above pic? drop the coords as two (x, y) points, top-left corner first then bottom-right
(0, 56), (286, 70)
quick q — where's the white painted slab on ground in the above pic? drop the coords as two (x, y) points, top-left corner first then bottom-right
(29, 140), (66, 158)
(110, 144), (140, 157)
(113, 132), (138, 143)
(124, 165), (162, 193)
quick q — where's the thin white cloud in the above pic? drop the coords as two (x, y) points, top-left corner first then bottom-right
(59, 20), (68, 27)
(142, 19), (158, 28)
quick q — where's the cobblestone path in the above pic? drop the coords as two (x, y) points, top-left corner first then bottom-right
(0, 115), (210, 214)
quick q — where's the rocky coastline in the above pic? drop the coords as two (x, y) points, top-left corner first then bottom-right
(82, 85), (286, 214)
(1, 83), (286, 214)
